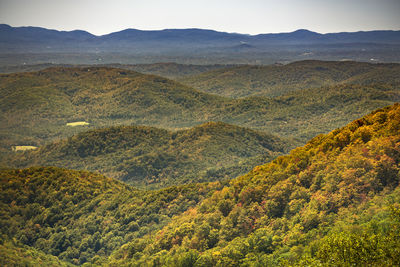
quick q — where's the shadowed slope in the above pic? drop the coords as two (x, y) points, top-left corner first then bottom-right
(7, 122), (289, 189)
(180, 60), (400, 98)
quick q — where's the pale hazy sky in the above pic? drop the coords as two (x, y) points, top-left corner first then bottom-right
(0, 0), (399, 35)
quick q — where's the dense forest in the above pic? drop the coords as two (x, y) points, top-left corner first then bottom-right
(0, 167), (225, 265)
(0, 66), (225, 159)
(1, 104), (399, 265)
(1, 5), (400, 266)
(6, 122), (289, 189)
(0, 62), (233, 79)
(179, 60), (400, 98)
(1, 60), (399, 265)
(111, 103), (400, 266)
(1, 61), (399, 160)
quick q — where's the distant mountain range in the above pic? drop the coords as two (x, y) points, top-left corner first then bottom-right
(2, 24), (400, 47)
(1, 24), (400, 64)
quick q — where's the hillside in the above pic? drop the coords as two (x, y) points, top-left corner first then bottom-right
(0, 66), (225, 157)
(223, 83), (400, 141)
(0, 241), (73, 266)
(0, 62), (234, 79)
(1, 64), (399, 160)
(6, 122), (289, 189)
(0, 167), (225, 265)
(111, 63), (234, 79)
(179, 60), (400, 98)
(1, 104), (399, 266)
(110, 104), (400, 266)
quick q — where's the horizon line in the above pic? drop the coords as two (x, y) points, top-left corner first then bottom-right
(1, 23), (399, 37)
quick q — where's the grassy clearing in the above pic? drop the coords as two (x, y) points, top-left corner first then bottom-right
(12, 146), (37, 151)
(66, 121), (90, 126)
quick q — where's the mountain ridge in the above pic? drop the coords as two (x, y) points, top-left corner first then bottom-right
(6, 121), (289, 189)
(2, 24), (399, 40)
(179, 60), (400, 98)
(1, 63), (399, 159)
(114, 103), (400, 265)
(1, 24), (400, 65)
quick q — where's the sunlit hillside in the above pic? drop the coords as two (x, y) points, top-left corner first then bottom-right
(1, 104), (399, 265)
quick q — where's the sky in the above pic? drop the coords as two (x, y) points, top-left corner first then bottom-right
(0, 0), (399, 36)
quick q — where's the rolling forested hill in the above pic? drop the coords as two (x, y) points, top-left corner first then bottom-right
(0, 66), (225, 157)
(111, 103), (400, 266)
(1, 62), (399, 161)
(0, 62), (234, 79)
(1, 22), (400, 267)
(1, 104), (399, 265)
(225, 83), (400, 140)
(6, 122), (289, 189)
(179, 60), (400, 98)
(110, 63), (235, 80)
(0, 167), (225, 265)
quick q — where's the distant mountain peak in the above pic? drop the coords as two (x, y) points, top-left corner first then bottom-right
(290, 29), (321, 36)
(0, 24), (12, 29)
(293, 29), (316, 33)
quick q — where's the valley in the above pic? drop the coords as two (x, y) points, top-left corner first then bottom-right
(0, 58), (399, 266)
(112, 103), (400, 266)
(1, 61), (399, 158)
(1, 1), (400, 265)
(179, 60), (400, 98)
(6, 122), (289, 189)
(1, 104), (399, 265)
